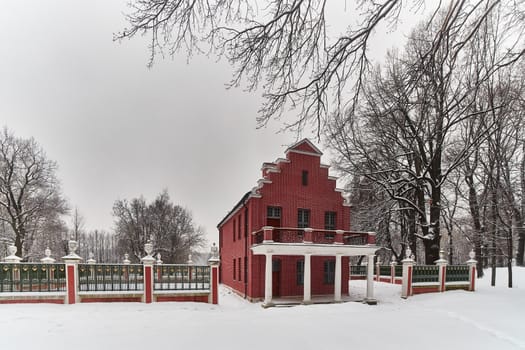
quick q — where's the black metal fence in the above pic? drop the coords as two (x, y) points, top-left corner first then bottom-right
(395, 265), (403, 277)
(350, 265), (367, 276)
(412, 265), (440, 283)
(154, 265), (210, 291)
(0, 263), (66, 292)
(445, 265), (470, 282)
(379, 265), (391, 276)
(78, 264), (144, 292)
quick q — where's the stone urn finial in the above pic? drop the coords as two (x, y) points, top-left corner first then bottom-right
(8, 244), (17, 256)
(469, 249), (475, 260)
(405, 247), (412, 260)
(144, 241), (153, 257)
(123, 253), (130, 264)
(68, 240), (78, 255)
(187, 254), (193, 264)
(41, 247), (56, 264)
(5, 244), (22, 263)
(156, 253), (163, 265)
(211, 242), (219, 259)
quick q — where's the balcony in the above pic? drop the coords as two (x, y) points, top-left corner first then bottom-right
(251, 227), (376, 246)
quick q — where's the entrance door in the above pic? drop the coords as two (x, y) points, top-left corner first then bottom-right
(272, 259), (281, 297)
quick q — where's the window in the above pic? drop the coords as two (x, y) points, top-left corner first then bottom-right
(267, 206), (281, 219)
(324, 260), (335, 284)
(233, 259), (236, 280)
(325, 211), (337, 230)
(296, 260), (304, 285)
(238, 257), (242, 282)
(302, 170), (309, 186)
(244, 257), (248, 282)
(238, 215), (242, 240)
(233, 218), (236, 242)
(297, 209), (310, 228)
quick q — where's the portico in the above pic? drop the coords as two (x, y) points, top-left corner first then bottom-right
(251, 227), (379, 307)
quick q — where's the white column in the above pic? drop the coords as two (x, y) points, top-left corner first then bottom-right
(263, 253), (273, 307)
(365, 255), (377, 304)
(334, 254), (342, 302)
(303, 253), (312, 304)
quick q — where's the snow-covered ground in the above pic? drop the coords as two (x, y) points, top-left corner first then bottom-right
(1, 268), (523, 350)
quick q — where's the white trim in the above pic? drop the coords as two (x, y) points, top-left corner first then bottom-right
(285, 139), (323, 155)
(0, 291), (66, 297)
(257, 178), (272, 185)
(412, 282), (440, 286)
(320, 163), (330, 169)
(78, 291), (143, 296)
(286, 149), (322, 157)
(153, 290), (210, 295)
(275, 157), (290, 164)
(328, 176), (337, 180)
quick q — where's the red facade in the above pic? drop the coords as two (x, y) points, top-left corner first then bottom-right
(218, 139), (352, 300)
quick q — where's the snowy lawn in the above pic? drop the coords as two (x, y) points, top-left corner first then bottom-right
(1, 268), (523, 350)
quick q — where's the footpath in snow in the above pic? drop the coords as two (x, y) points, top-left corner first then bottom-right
(0, 267), (523, 350)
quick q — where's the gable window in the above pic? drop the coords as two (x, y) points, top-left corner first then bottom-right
(324, 260), (335, 284)
(296, 260), (304, 285)
(302, 170), (309, 186)
(325, 211), (337, 230)
(267, 206), (281, 219)
(297, 209), (310, 228)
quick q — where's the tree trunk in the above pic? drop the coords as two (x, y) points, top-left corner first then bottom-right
(518, 143), (525, 266)
(465, 163), (484, 277)
(507, 229), (513, 288)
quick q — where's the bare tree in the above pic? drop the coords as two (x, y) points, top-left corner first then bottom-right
(116, 0), (524, 135)
(0, 128), (69, 260)
(113, 190), (206, 263)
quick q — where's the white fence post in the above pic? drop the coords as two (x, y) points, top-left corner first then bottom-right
(141, 241), (156, 303)
(208, 243), (220, 304)
(401, 248), (415, 298)
(466, 250), (477, 292)
(62, 239), (82, 304)
(435, 250), (448, 292)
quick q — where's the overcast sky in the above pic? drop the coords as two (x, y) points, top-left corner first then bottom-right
(0, 1), (423, 247)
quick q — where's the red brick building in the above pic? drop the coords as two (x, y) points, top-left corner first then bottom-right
(217, 139), (379, 306)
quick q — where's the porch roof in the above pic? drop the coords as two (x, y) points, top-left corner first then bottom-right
(251, 242), (379, 256)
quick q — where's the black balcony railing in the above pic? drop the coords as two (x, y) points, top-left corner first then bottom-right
(0, 263), (66, 293)
(273, 229), (304, 243)
(343, 234), (368, 245)
(252, 227), (374, 246)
